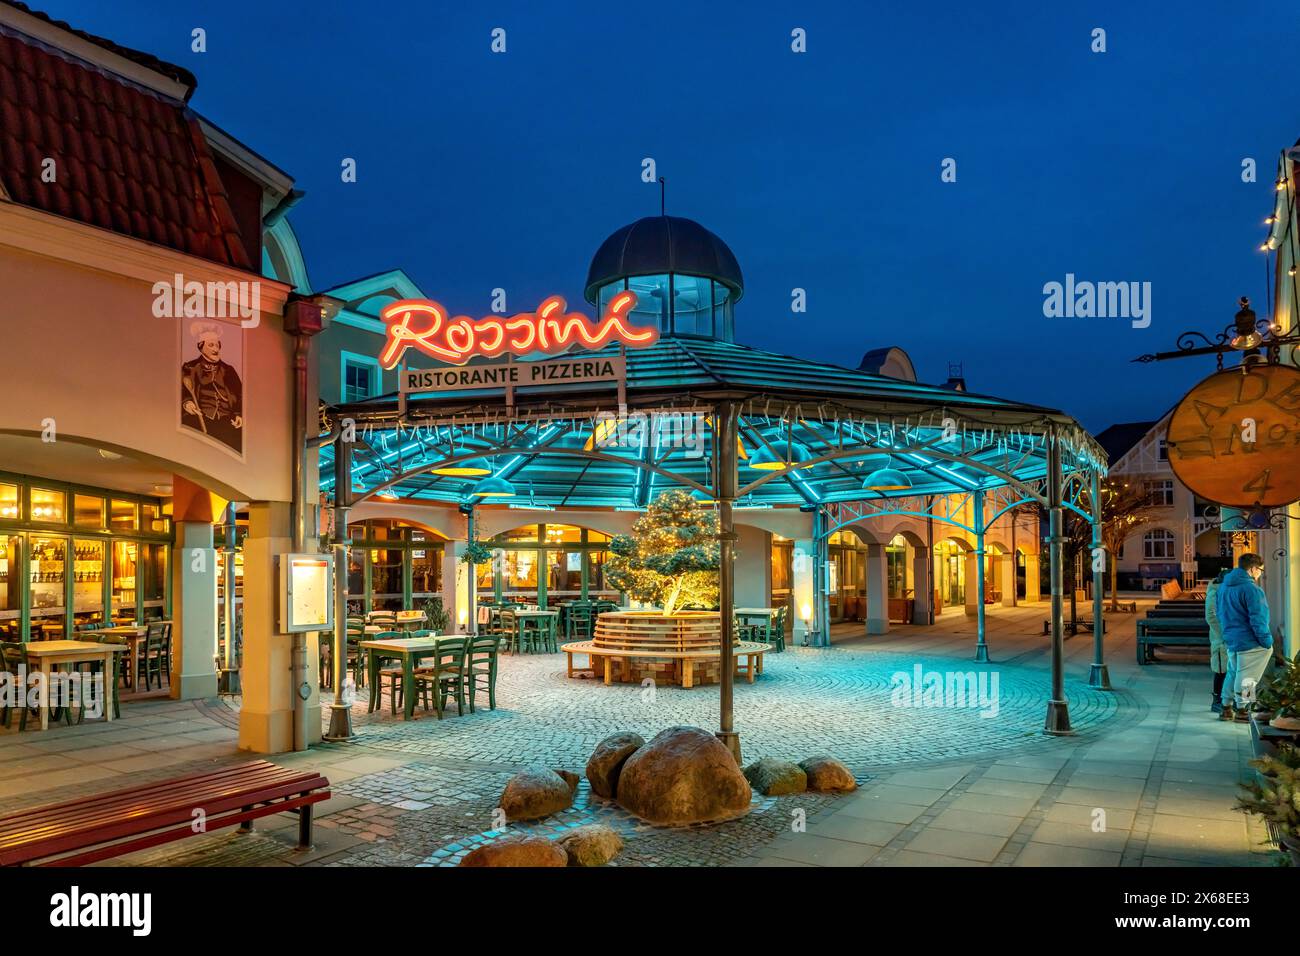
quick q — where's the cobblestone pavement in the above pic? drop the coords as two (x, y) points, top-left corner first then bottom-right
(0, 600), (1278, 866)
(319, 637), (1125, 775)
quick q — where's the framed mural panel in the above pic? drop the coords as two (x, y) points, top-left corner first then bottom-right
(178, 318), (246, 459)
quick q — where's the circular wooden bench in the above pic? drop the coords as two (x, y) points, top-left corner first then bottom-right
(560, 609), (770, 688)
(561, 640), (771, 688)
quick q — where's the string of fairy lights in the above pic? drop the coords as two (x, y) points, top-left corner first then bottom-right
(1260, 150), (1299, 334)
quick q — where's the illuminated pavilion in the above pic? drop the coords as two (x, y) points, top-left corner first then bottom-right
(318, 214), (1110, 751)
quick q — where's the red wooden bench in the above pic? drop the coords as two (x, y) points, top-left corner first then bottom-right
(0, 760), (331, 866)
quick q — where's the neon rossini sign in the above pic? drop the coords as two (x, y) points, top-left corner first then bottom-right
(378, 291), (657, 368)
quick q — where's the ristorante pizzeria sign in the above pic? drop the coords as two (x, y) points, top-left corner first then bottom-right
(401, 355), (625, 395)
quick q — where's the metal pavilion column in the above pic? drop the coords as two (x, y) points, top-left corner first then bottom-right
(813, 506), (830, 647)
(1044, 429), (1074, 735)
(973, 488), (989, 663)
(716, 402), (741, 763)
(324, 442), (355, 742)
(1088, 469), (1111, 689)
(466, 508), (479, 637)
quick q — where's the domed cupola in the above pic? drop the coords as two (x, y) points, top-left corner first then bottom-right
(584, 215), (743, 342)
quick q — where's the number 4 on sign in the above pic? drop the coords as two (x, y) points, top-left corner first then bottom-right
(1243, 470), (1272, 498)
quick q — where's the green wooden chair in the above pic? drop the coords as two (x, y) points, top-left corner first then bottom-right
(464, 634), (501, 712)
(499, 610), (523, 654)
(769, 606), (788, 652)
(370, 630), (408, 715)
(414, 637), (468, 718)
(137, 622), (167, 691)
(565, 602), (593, 640)
(537, 614), (558, 653)
(0, 641), (32, 729)
(346, 619), (366, 688)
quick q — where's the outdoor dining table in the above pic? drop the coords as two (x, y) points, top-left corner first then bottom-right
(511, 609), (560, 650)
(22, 640), (128, 730)
(359, 635), (449, 720)
(734, 607), (778, 641)
(76, 625), (147, 688)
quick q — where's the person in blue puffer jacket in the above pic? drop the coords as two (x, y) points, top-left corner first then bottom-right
(1216, 553), (1272, 722)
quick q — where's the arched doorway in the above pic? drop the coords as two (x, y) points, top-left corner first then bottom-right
(828, 527), (870, 623)
(481, 522), (616, 607)
(932, 537), (971, 615)
(342, 518), (449, 613)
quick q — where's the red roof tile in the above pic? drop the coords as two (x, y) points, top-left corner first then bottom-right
(1, 0), (195, 91)
(0, 24), (252, 269)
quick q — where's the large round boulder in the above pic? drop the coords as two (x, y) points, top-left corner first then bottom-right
(743, 757), (808, 796)
(499, 767), (576, 821)
(586, 732), (645, 798)
(799, 756), (857, 792)
(616, 726), (751, 825)
(459, 836), (567, 867)
(556, 824), (624, 866)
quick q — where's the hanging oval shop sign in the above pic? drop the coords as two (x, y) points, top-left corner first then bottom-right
(1164, 364), (1300, 508)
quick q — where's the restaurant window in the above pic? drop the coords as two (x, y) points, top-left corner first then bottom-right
(142, 502), (170, 534)
(31, 536), (67, 637)
(74, 494), (104, 528)
(73, 539), (106, 626)
(410, 536), (443, 597)
(504, 549), (538, 598)
(110, 499), (138, 531)
(886, 537), (908, 599)
(547, 549), (582, 595)
(31, 488), (65, 523)
(141, 543), (167, 617)
(347, 548), (364, 599)
(0, 484), (17, 520)
(588, 548), (610, 595)
(770, 536), (793, 614)
(476, 556), (495, 597)
(111, 540), (137, 618)
(370, 546), (402, 610)
(342, 354), (380, 404)
(0, 534), (19, 640)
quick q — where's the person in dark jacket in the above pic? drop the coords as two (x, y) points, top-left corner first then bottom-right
(1205, 571), (1228, 713)
(1216, 553), (1272, 722)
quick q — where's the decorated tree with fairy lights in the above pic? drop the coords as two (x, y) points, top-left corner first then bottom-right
(605, 489), (720, 614)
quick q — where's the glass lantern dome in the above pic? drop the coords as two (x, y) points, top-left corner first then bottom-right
(584, 215), (744, 342)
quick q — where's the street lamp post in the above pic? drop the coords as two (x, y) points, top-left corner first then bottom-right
(716, 402), (740, 763)
(1044, 428), (1074, 735)
(324, 439), (355, 742)
(1089, 470), (1112, 689)
(217, 501), (240, 695)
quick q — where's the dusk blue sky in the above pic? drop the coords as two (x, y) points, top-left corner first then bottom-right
(58, 0), (1299, 432)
